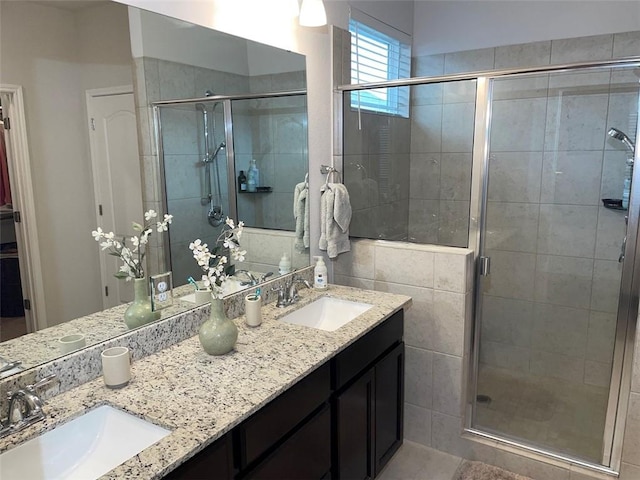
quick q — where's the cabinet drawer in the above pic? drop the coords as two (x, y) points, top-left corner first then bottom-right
(333, 310), (403, 390)
(244, 404), (331, 480)
(237, 362), (331, 468)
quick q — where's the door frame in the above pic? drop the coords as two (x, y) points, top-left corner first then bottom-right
(0, 84), (45, 332)
(85, 85), (137, 309)
(465, 62), (640, 474)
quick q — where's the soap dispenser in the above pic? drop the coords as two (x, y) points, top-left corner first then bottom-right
(313, 256), (328, 289)
(279, 253), (291, 275)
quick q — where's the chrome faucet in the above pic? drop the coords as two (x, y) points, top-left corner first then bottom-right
(273, 275), (311, 308)
(236, 270), (273, 286)
(1, 374), (57, 438)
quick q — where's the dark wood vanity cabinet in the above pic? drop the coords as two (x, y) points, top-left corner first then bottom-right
(334, 312), (405, 480)
(164, 309), (404, 480)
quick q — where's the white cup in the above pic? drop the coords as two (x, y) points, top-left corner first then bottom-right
(245, 294), (262, 327)
(101, 346), (131, 389)
(195, 288), (212, 304)
(58, 334), (86, 354)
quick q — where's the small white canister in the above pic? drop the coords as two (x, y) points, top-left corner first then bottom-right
(244, 293), (262, 327)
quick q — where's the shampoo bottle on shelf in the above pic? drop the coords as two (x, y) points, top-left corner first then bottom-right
(247, 159), (259, 192)
(238, 170), (247, 192)
(313, 256), (328, 289)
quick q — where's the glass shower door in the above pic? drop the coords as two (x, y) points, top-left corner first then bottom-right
(473, 65), (639, 464)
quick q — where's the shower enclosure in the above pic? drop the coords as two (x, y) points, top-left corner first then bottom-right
(340, 57), (640, 472)
(153, 90), (308, 285)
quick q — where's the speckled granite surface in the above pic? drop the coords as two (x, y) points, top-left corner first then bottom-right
(0, 284), (411, 480)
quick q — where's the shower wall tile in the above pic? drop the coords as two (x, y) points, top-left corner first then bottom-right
(410, 104), (443, 153)
(406, 346), (433, 409)
(194, 67), (226, 96)
(494, 41), (551, 68)
(441, 104), (475, 153)
(487, 152), (543, 203)
(529, 349), (585, 382)
(479, 340), (530, 372)
(160, 108), (199, 155)
(548, 70), (611, 91)
(443, 79), (477, 104)
(430, 290), (467, 356)
(544, 93), (609, 151)
(404, 403), (432, 447)
(598, 199), (624, 252)
(440, 154), (472, 200)
(142, 155), (162, 203)
(409, 153), (441, 200)
(408, 199), (440, 244)
(530, 303), (588, 358)
(490, 97), (547, 152)
(374, 243), (434, 287)
(158, 60), (196, 100)
(605, 92), (639, 150)
(550, 34), (614, 64)
(586, 311), (617, 364)
(601, 150), (628, 199)
(132, 58), (147, 108)
(480, 295), (534, 348)
(411, 83), (444, 106)
(540, 151), (603, 206)
(484, 202), (539, 253)
(482, 250), (536, 301)
(613, 31), (640, 58)
(444, 47), (495, 74)
(590, 259), (623, 313)
(534, 254), (593, 309)
(432, 353), (463, 417)
(620, 462), (640, 480)
(142, 57), (160, 105)
(412, 53), (445, 77)
(434, 251), (472, 293)
(438, 200), (470, 247)
(167, 198), (206, 244)
(164, 154), (202, 200)
(537, 205), (597, 258)
(492, 74), (549, 101)
(583, 360), (611, 388)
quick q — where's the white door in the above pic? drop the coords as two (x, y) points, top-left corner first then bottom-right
(87, 87), (142, 309)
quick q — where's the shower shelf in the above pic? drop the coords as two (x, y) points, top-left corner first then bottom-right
(239, 187), (272, 193)
(602, 198), (627, 211)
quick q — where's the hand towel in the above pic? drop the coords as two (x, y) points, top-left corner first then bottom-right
(294, 181), (309, 251)
(319, 183), (352, 259)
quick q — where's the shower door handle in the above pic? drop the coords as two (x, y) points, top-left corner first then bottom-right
(479, 256), (491, 276)
(619, 236), (627, 263)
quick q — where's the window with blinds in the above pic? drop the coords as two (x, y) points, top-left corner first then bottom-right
(349, 17), (411, 118)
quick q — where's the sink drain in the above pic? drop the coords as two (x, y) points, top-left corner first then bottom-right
(476, 394), (492, 405)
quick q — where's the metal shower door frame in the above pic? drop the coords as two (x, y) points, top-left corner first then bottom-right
(466, 60), (640, 475)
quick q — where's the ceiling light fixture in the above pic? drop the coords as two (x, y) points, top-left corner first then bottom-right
(299, 0), (327, 27)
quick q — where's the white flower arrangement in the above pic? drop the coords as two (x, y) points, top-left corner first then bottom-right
(189, 217), (246, 299)
(92, 210), (173, 281)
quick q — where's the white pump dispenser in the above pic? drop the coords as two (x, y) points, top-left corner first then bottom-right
(313, 256), (328, 289)
(279, 253), (291, 275)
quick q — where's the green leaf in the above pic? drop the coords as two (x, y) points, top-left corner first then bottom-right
(108, 252), (122, 257)
(114, 272), (129, 279)
(132, 222), (143, 232)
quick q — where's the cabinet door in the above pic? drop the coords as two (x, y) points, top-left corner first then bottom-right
(335, 369), (375, 480)
(374, 342), (404, 476)
(245, 404), (331, 480)
(164, 433), (233, 480)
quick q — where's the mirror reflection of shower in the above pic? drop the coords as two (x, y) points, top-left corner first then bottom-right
(197, 94), (226, 227)
(608, 127), (636, 155)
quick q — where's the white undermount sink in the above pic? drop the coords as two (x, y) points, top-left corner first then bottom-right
(0, 405), (170, 480)
(279, 296), (373, 331)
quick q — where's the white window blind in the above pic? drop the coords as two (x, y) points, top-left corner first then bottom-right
(349, 16), (411, 118)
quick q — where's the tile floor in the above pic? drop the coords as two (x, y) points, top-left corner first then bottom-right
(378, 440), (464, 480)
(475, 365), (608, 462)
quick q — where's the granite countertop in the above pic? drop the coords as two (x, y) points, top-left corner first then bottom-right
(0, 285), (411, 479)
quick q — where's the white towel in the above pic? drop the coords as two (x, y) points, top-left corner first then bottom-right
(319, 183), (352, 259)
(294, 182), (309, 251)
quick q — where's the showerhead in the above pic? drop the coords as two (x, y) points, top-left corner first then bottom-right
(205, 90), (215, 97)
(212, 142), (226, 159)
(608, 127), (635, 153)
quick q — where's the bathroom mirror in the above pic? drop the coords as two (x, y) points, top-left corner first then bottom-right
(0, 1), (309, 376)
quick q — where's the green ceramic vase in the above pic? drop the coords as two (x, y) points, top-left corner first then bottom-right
(199, 296), (238, 355)
(124, 277), (161, 329)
